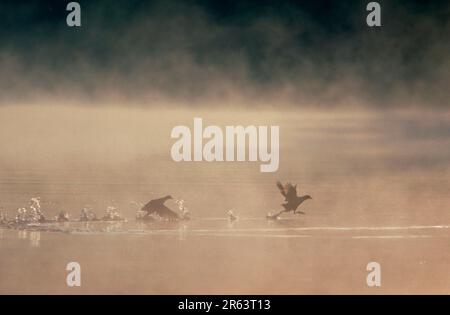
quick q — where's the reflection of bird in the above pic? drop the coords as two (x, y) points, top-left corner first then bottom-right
(276, 181), (312, 214)
(142, 195), (179, 219)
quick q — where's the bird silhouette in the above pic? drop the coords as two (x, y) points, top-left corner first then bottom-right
(141, 195), (179, 220)
(276, 181), (312, 215)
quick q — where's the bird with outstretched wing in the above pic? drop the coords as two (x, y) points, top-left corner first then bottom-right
(276, 181), (298, 202)
(142, 195), (179, 219)
(275, 181), (312, 215)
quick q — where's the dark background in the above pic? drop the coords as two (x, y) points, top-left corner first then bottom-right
(0, 0), (448, 107)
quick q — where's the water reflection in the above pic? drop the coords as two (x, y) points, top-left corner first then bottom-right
(227, 219), (237, 229)
(105, 221), (123, 233)
(29, 231), (41, 247)
(60, 222), (71, 229)
(81, 222), (92, 230)
(178, 223), (187, 241)
(16, 230), (41, 247)
(17, 230), (27, 239)
(137, 222), (148, 232)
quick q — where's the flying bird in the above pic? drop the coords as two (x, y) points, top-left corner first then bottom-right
(276, 181), (312, 214)
(141, 195), (180, 220)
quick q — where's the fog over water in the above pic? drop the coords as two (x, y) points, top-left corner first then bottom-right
(0, 105), (449, 226)
(1, 0), (449, 294)
(0, 0), (449, 107)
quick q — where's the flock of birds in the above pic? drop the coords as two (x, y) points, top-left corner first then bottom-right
(0, 181), (312, 228)
(137, 181), (311, 222)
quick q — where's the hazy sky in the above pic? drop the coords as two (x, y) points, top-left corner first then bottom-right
(0, 0), (448, 107)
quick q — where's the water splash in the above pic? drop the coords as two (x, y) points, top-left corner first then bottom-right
(0, 207), (8, 224)
(130, 201), (144, 209)
(135, 210), (150, 220)
(175, 198), (190, 219)
(102, 206), (124, 221)
(13, 197), (47, 223)
(80, 206), (97, 221)
(104, 221), (123, 233)
(55, 211), (70, 222)
(227, 209), (238, 222)
(132, 201), (151, 220)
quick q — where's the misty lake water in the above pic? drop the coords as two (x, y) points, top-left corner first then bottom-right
(0, 106), (449, 294)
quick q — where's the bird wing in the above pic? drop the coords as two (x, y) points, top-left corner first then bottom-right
(142, 197), (168, 211)
(143, 202), (179, 219)
(142, 200), (157, 212)
(276, 181), (287, 197)
(285, 183), (298, 201)
(155, 204), (179, 218)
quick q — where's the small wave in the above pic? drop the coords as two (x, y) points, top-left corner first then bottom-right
(195, 233), (311, 239)
(3, 222), (450, 238)
(142, 224), (450, 234)
(352, 235), (437, 239)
